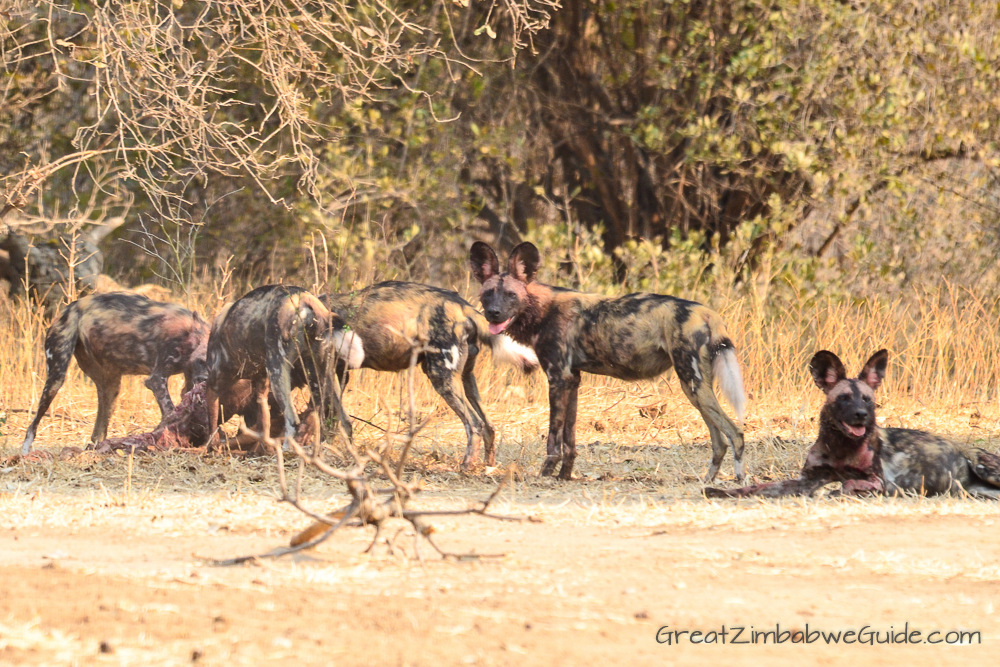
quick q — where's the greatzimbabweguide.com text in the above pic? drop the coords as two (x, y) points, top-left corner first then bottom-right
(655, 624), (980, 646)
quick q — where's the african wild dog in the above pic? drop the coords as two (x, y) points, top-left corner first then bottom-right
(704, 349), (1000, 499)
(204, 285), (365, 450)
(21, 292), (210, 454)
(470, 241), (747, 481)
(321, 281), (537, 469)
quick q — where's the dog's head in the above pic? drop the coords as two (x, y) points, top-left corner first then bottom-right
(809, 349), (887, 441)
(469, 241), (540, 335)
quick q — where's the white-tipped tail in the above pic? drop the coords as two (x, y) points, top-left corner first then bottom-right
(332, 330), (366, 369)
(713, 347), (746, 423)
(490, 334), (539, 373)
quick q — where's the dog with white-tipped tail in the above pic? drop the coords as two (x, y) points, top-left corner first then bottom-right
(470, 241), (746, 482)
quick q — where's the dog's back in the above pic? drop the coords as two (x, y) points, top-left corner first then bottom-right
(881, 428), (1000, 498)
(74, 292), (208, 376)
(324, 281), (470, 371)
(879, 428), (971, 495)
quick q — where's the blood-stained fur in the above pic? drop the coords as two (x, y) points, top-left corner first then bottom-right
(21, 292), (210, 454)
(204, 285), (364, 450)
(470, 242), (746, 481)
(93, 381), (315, 454)
(705, 349), (1000, 499)
(322, 281), (537, 469)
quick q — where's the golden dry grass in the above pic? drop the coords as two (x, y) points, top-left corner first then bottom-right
(2, 281), (1000, 480)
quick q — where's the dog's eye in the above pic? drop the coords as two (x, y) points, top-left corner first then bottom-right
(863, 396), (873, 404)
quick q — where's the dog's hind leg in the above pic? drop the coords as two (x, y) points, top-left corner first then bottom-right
(967, 448), (1000, 488)
(308, 353), (351, 443)
(461, 341), (496, 465)
(144, 366), (176, 419)
(962, 482), (1000, 500)
(678, 377), (745, 483)
(22, 307), (80, 454)
(21, 354), (73, 455)
(423, 348), (483, 469)
(671, 344), (745, 482)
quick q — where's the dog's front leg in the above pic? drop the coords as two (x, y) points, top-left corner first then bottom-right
(264, 344), (299, 450)
(204, 382), (222, 449)
(704, 474), (831, 498)
(705, 453), (840, 498)
(840, 474), (883, 496)
(542, 368), (570, 477)
(253, 377), (273, 450)
(144, 367), (176, 418)
(557, 372), (581, 480)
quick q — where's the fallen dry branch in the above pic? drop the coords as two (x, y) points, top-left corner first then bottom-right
(205, 339), (528, 565)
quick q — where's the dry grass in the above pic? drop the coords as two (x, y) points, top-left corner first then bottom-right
(2, 280), (1000, 487)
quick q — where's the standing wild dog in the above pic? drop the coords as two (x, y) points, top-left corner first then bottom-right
(704, 349), (1000, 498)
(21, 292), (210, 454)
(470, 242), (747, 481)
(205, 285), (364, 450)
(322, 281), (537, 469)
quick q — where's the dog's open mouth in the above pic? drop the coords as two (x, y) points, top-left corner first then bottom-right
(488, 318), (512, 335)
(842, 422), (867, 438)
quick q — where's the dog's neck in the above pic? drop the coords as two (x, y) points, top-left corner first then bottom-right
(816, 405), (878, 459)
(507, 290), (547, 346)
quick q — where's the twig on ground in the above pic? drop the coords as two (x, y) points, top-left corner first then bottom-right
(210, 336), (526, 565)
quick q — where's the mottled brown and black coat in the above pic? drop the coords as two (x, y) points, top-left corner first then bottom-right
(204, 284), (364, 449)
(322, 281), (537, 469)
(21, 292), (210, 454)
(470, 242), (747, 481)
(706, 350), (1000, 499)
(880, 429), (1000, 498)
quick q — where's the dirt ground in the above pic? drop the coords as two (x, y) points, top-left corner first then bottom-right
(1, 437), (998, 667)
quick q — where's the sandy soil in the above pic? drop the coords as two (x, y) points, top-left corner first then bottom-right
(0, 443), (998, 666)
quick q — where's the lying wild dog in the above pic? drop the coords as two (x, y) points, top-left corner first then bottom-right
(94, 381), (315, 455)
(880, 429), (1000, 498)
(322, 281), (538, 469)
(704, 349), (1000, 499)
(470, 242), (747, 481)
(205, 285), (364, 450)
(21, 292), (210, 454)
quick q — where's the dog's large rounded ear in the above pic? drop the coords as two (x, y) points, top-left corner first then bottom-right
(809, 350), (847, 392)
(469, 242), (500, 284)
(858, 349), (888, 391)
(507, 242), (540, 284)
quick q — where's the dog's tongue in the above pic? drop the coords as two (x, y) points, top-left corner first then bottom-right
(488, 318), (511, 335)
(843, 422), (866, 438)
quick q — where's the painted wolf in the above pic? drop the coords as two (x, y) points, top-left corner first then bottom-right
(204, 285), (364, 450)
(470, 241), (747, 481)
(322, 281), (537, 469)
(21, 292), (210, 454)
(705, 349), (1000, 498)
